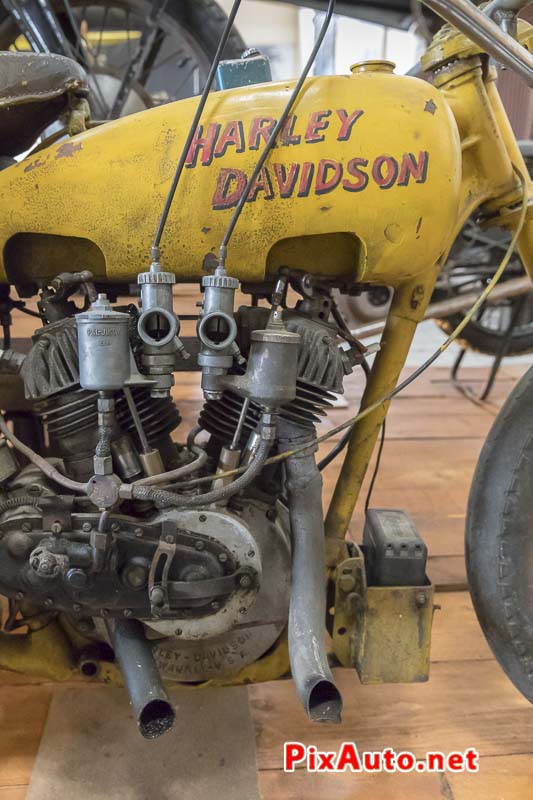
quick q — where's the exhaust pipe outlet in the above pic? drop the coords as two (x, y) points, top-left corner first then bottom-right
(107, 617), (176, 739)
(279, 420), (343, 724)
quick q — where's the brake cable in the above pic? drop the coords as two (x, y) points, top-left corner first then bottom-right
(151, 0), (337, 261)
(217, 0), (337, 267)
(151, 0), (244, 258)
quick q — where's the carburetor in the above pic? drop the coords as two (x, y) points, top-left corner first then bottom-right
(197, 263), (241, 400)
(137, 254), (189, 398)
(198, 267), (300, 408)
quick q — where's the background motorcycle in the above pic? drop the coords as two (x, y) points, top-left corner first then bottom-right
(1, 0), (532, 356)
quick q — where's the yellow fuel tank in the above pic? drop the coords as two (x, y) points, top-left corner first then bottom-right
(0, 62), (462, 287)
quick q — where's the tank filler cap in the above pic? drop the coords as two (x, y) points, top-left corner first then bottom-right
(350, 60), (395, 74)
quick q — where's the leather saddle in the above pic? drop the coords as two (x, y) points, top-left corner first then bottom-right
(0, 50), (88, 157)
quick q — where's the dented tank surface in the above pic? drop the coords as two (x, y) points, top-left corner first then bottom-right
(0, 66), (461, 287)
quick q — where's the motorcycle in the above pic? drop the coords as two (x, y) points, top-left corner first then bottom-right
(0, 0), (532, 738)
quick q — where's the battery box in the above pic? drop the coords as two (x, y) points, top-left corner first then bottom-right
(363, 508), (427, 587)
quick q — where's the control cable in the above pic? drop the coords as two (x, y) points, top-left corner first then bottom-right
(151, 0), (243, 256)
(217, 0), (337, 266)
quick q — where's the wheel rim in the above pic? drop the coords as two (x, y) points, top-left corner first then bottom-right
(1, 0), (213, 118)
(439, 218), (533, 345)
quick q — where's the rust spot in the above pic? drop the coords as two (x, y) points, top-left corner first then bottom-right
(202, 252), (218, 272)
(424, 99), (437, 115)
(55, 141), (82, 159)
(410, 284), (425, 310)
(23, 158), (46, 173)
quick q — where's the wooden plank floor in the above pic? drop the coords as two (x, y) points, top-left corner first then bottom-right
(2, 300), (533, 797)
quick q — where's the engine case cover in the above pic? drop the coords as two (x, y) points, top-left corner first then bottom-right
(151, 502), (291, 682)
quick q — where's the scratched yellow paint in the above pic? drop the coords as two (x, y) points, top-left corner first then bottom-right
(0, 67), (462, 286)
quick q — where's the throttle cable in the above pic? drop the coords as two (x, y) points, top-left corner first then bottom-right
(151, 0), (243, 256)
(217, 0), (337, 266)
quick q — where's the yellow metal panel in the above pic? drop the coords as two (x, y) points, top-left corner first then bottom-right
(332, 552), (434, 684)
(355, 585), (434, 684)
(0, 71), (461, 287)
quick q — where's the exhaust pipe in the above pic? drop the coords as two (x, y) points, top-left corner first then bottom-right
(279, 420), (343, 724)
(107, 617), (176, 739)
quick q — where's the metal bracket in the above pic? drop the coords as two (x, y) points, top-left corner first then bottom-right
(148, 522), (177, 617)
(332, 545), (435, 684)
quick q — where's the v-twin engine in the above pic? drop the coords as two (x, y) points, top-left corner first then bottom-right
(0, 267), (360, 736)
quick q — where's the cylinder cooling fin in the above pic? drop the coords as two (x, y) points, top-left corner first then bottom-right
(199, 307), (350, 447)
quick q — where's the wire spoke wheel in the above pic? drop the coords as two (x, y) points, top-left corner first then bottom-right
(0, 0), (245, 118)
(435, 216), (533, 356)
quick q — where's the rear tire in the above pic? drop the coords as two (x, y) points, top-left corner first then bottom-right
(466, 364), (533, 701)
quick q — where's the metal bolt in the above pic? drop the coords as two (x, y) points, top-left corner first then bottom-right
(123, 609), (133, 618)
(347, 592), (361, 614)
(266, 508), (277, 522)
(78, 620), (92, 633)
(32, 553), (58, 576)
(195, 540), (205, 551)
(165, 534), (175, 544)
(65, 568), (88, 590)
(27, 484), (42, 496)
(211, 601), (220, 611)
(199, 514), (207, 523)
(247, 550), (255, 558)
(73, 603), (82, 613)
(101, 608), (109, 617)
(82, 522), (92, 533)
(239, 574), (252, 589)
(125, 564), (148, 589)
(51, 521), (62, 535)
(21, 522), (32, 533)
(239, 606), (246, 614)
(416, 592), (427, 607)
(134, 528), (143, 538)
(44, 597), (54, 608)
(150, 587), (165, 606)
(111, 522), (120, 533)
(175, 628), (183, 636)
(339, 574), (356, 593)
(242, 46), (261, 59)
(15, 591), (24, 600)
(218, 552), (228, 563)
